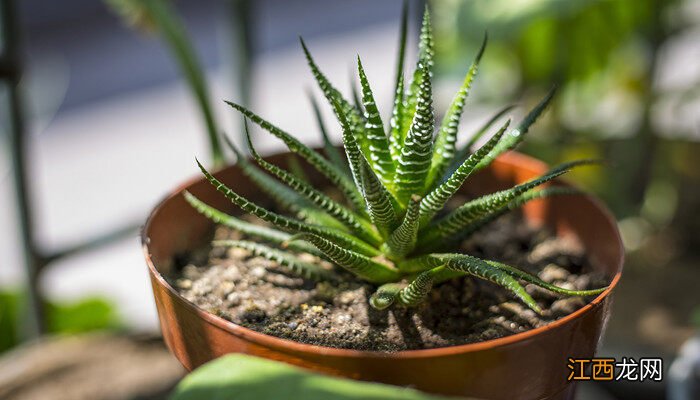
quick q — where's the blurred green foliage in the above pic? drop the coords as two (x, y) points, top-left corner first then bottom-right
(692, 307), (700, 328)
(432, 0), (694, 225)
(45, 297), (121, 334)
(436, 0), (654, 82)
(0, 291), (20, 353)
(0, 290), (121, 353)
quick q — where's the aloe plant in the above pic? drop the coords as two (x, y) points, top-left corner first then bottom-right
(185, 6), (607, 313)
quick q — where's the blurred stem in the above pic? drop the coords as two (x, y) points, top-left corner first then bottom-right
(142, 0), (224, 167)
(226, 0), (253, 142)
(1, 0), (44, 337)
(628, 1), (664, 207)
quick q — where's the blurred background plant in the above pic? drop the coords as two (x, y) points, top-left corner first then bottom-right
(1, 0), (698, 399)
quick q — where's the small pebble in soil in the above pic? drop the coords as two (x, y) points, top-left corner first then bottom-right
(540, 264), (569, 283)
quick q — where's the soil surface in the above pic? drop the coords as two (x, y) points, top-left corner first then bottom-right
(169, 212), (609, 352)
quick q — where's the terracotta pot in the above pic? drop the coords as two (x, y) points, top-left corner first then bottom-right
(143, 150), (623, 400)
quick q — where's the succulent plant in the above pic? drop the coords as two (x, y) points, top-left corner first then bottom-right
(185, 6), (607, 313)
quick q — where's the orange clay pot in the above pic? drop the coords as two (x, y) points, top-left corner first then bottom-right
(143, 150), (623, 400)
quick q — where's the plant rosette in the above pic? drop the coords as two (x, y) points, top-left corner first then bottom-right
(143, 6), (623, 400)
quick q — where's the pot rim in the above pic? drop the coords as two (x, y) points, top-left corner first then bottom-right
(142, 151), (624, 359)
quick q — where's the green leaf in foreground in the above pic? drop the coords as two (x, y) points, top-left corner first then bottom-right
(171, 354), (455, 400)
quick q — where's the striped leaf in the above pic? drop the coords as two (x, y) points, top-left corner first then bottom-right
(444, 105), (515, 182)
(289, 233), (401, 284)
(223, 133), (347, 230)
(398, 7), (434, 149)
(299, 38), (369, 157)
(475, 87), (556, 171)
(286, 155), (309, 183)
(350, 73), (363, 112)
(486, 260), (607, 297)
(388, 0), (409, 160)
(425, 33), (487, 191)
(397, 266), (462, 307)
(332, 98), (366, 202)
(359, 156), (400, 239)
(369, 283), (405, 310)
(308, 93), (348, 173)
(225, 100), (364, 211)
(357, 56), (395, 185)
(184, 191), (321, 257)
(396, 253), (443, 273)
(444, 255), (541, 313)
(383, 195), (421, 259)
(464, 104), (516, 152)
(421, 160), (598, 246)
(212, 239), (336, 282)
(392, 65), (434, 204)
(430, 186), (582, 251)
(197, 159), (379, 257)
(244, 130), (380, 245)
(389, 75), (406, 160)
(299, 38), (354, 113)
(418, 119), (510, 227)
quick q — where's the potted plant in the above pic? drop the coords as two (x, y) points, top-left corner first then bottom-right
(141, 5), (623, 400)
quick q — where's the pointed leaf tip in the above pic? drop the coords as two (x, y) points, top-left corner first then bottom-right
(475, 32), (488, 62)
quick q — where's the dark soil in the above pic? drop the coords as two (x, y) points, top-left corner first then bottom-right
(169, 212), (609, 352)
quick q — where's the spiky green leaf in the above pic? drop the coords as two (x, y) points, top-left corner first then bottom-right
(309, 93), (348, 172)
(289, 233), (401, 283)
(486, 260), (607, 297)
(397, 266), (462, 307)
(359, 156), (400, 239)
(350, 73), (363, 112)
(299, 39), (355, 113)
(388, 0), (409, 160)
(421, 160), (598, 246)
(332, 98), (366, 201)
(444, 255), (541, 313)
(223, 133), (347, 230)
(286, 155), (310, 183)
(357, 56), (394, 185)
(393, 0), (409, 106)
(389, 75), (406, 160)
(184, 191), (321, 257)
(398, 7), (434, 147)
(463, 104), (516, 152)
(425, 33), (487, 190)
(299, 39), (369, 157)
(444, 105), (515, 183)
(393, 65), (434, 204)
(475, 88), (556, 171)
(245, 129), (380, 245)
(396, 253), (443, 273)
(418, 119), (510, 227)
(369, 283), (405, 310)
(225, 101), (364, 211)
(383, 195), (421, 259)
(432, 186), (582, 250)
(212, 240), (335, 282)
(197, 159), (379, 257)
